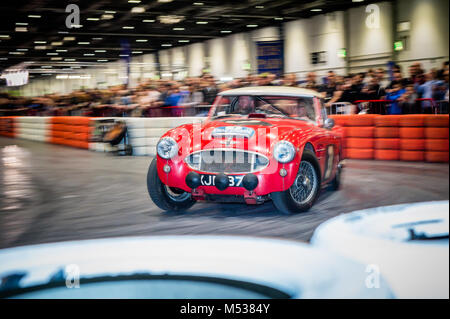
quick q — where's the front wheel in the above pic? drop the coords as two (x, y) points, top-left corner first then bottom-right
(147, 157), (196, 211)
(271, 149), (321, 215)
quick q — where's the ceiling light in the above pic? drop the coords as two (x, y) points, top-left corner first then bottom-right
(123, 26), (135, 29)
(28, 15), (41, 18)
(9, 52), (24, 55)
(161, 44), (172, 47)
(352, 0), (365, 2)
(173, 27), (185, 31)
(51, 42), (63, 46)
(58, 31), (69, 34)
(132, 51), (143, 54)
(34, 41), (46, 44)
(196, 21), (208, 24)
(158, 15), (184, 24)
(92, 37), (103, 40)
(311, 8), (322, 12)
(15, 22), (28, 26)
(51, 57), (62, 61)
(0, 35), (10, 39)
(101, 14), (114, 20)
(78, 42), (90, 45)
(34, 46), (47, 50)
(97, 59), (108, 62)
(142, 19), (155, 23)
(193, 2), (204, 5)
(221, 30), (232, 33)
(41, 66), (52, 68)
(157, 0), (173, 2)
(65, 59), (76, 61)
(131, 7), (146, 13)
(120, 54), (129, 57)
(246, 24), (258, 27)
(178, 40), (189, 43)
(105, 11), (116, 14)
(255, 6), (264, 9)
(16, 48), (28, 51)
(128, 0), (141, 3)
(136, 39), (148, 42)
(15, 27), (28, 32)
(64, 37), (76, 41)
(274, 17), (284, 21)
(47, 53), (58, 55)
(56, 49), (68, 52)
(95, 50), (107, 53)
(84, 53), (95, 56)
(87, 18), (100, 21)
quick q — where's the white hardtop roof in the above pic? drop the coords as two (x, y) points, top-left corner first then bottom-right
(219, 86), (322, 98)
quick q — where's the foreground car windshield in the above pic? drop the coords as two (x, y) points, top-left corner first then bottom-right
(213, 95), (316, 122)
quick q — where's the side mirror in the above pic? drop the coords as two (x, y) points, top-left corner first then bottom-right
(324, 118), (335, 129)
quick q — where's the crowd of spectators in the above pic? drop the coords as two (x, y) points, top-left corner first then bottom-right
(0, 61), (448, 117)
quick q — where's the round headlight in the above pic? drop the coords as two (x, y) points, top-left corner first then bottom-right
(273, 141), (296, 163)
(157, 137), (178, 159)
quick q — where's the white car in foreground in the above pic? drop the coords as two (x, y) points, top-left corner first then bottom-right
(0, 236), (393, 299)
(311, 201), (449, 299)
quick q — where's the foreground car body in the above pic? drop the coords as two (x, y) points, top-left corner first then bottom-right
(0, 236), (393, 299)
(311, 201), (449, 299)
(148, 87), (344, 214)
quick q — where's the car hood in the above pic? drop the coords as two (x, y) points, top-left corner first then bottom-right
(168, 117), (318, 156)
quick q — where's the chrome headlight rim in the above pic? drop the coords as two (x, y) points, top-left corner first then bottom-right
(157, 137), (179, 159)
(273, 141), (296, 164)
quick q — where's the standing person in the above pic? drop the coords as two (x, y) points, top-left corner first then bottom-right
(283, 73), (298, 87)
(300, 72), (319, 91)
(201, 74), (218, 105)
(385, 81), (406, 114)
(319, 71), (338, 100)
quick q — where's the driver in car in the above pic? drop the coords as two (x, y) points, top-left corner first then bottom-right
(238, 96), (255, 115)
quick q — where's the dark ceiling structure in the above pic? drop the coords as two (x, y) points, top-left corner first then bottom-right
(0, 0), (384, 75)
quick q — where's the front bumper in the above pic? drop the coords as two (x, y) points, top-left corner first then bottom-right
(156, 155), (300, 197)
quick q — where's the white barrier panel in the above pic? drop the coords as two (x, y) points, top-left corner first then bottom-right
(15, 117), (51, 143)
(90, 117), (206, 156)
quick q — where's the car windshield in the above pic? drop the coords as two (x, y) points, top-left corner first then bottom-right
(212, 95), (317, 123)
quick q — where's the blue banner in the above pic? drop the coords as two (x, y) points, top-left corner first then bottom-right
(257, 41), (283, 76)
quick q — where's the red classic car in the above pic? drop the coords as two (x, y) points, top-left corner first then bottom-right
(147, 86), (344, 214)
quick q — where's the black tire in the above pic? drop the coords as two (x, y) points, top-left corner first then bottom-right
(271, 149), (321, 215)
(147, 157), (196, 211)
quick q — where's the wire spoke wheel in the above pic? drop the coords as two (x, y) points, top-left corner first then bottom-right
(164, 186), (191, 202)
(289, 161), (318, 205)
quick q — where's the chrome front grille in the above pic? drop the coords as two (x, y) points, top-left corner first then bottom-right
(185, 149), (269, 173)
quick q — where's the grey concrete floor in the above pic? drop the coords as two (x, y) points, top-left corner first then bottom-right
(0, 136), (448, 249)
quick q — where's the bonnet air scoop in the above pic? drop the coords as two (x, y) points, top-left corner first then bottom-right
(211, 126), (255, 139)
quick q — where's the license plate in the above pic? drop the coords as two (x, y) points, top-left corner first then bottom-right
(200, 174), (244, 188)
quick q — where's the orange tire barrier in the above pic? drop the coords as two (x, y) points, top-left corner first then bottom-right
(398, 115), (427, 127)
(400, 139), (426, 151)
(344, 138), (375, 149)
(49, 117), (92, 149)
(400, 151), (425, 162)
(424, 115), (449, 127)
(375, 127), (399, 138)
(424, 127), (449, 139)
(425, 151), (449, 163)
(329, 115), (352, 127)
(374, 138), (400, 150)
(344, 126), (375, 138)
(399, 127), (425, 139)
(0, 117), (16, 138)
(374, 115), (400, 127)
(345, 148), (374, 159)
(344, 114), (378, 127)
(375, 149), (400, 161)
(425, 139), (449, 152)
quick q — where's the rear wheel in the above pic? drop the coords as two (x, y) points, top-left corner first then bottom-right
(147, 157), (196, 211)
(272, 149), (321, 215)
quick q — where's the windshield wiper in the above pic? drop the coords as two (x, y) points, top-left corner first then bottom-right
(408, 228), (449, 241)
